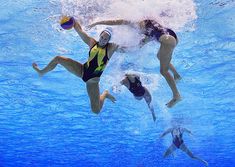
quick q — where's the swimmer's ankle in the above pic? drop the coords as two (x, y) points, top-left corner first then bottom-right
(173, 93), (181, 99)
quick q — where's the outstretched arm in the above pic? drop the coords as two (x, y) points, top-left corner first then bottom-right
(143, 88), (156, 122)
(182, 128), (193, 135)
(88, 19), (135, 29)
(149, 104), (156, 122)
(73, 18), (96, 48)
(160, 128), (173, 138)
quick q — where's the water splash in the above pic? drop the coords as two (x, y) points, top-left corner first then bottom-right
(59, 0), (198, 129)
(60, 0), (198, 31)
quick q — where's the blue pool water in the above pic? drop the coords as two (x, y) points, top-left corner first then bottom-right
(0, 0), (235, 167)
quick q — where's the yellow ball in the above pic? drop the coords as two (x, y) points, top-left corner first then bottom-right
(60, 16), (74, 30)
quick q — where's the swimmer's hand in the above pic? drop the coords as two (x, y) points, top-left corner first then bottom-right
(139, 36), (150, 48)
(152, 114), (156, 122)
(149, 104), (156, 122)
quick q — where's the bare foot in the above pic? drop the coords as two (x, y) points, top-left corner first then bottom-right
(104, 90), (116, 103)
(166, 95), (181, 108)
(174, 73), (182, 81)
(32, 63), (43, 76)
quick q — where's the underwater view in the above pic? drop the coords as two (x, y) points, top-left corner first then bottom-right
(0, 0), (235, 166)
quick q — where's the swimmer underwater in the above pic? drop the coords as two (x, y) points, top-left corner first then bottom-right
(89, 18), (182, 108)
(120, 73), (156, 122)
(160, 126), (208, 166)
(32, 17), (127, 114)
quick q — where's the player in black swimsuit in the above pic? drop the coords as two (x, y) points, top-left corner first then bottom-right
(32, 18), (127, 114)
(160, 126), (208, 166)
(120, 74), (156, 122)
(89, 19), (181, 108)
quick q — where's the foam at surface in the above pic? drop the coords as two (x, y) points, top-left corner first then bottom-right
(60, 0), (197, 31)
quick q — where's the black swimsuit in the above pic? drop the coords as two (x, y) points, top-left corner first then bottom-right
(82, 43), (109, 82)
(127, 77), (145, 97)
(143, 20), (177, 41)
(172, 129), (184, 148)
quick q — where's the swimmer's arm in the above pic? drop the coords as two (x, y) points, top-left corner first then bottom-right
(160, 128), (173, 138)
(146, 100), (156, 122)
(110, 43), (129, 54)
(120, 77), (130, 89)
(120, 78), (126, 85)
(182, 128), (193, 135)
(150, 106), (156, 122)
(144, 88), (152, 107)
(139, 36), (151, 48)
(116, 46), (129, 53)
(73, 19), (96, 48)
(107, 43), (126, 59)
(89, 19), (135, 28)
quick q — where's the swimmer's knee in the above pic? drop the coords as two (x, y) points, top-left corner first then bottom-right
(54, 56), (62, 63)
(54, 56), (67, 63)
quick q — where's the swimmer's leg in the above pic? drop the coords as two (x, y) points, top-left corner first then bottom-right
(143, 88), (156, 122)
(163, 144), (177, 158)
(32, 56), (83, 77)
(157, 53), (181, 81)
(158, 35), (181, 108)
(86, 81), (116, 114)
(169, 64), (182, 81)
(180, 143), (208, 166)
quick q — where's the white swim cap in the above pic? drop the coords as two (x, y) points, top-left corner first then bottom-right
(101, 27), (113, 38)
